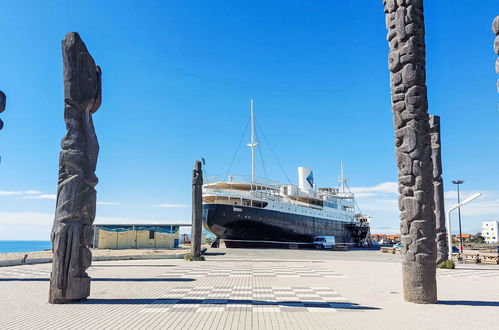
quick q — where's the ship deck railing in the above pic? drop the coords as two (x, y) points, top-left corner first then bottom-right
(203, 188), (284, 202)
(205, 175), (281, 188)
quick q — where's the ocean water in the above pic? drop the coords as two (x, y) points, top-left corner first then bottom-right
(0, 241), (52, 253)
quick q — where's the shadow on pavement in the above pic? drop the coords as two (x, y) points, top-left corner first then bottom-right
(0, 278), (194, 282)
(438, 300), (499, 307)
(82, 298), (380, 310)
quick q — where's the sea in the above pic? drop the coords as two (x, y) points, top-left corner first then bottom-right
(0, 241), (52, 253)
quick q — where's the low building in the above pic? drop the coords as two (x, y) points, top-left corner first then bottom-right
(370, 234), (400, 244)
(453, 233), (472, 243)
(481, 220), (499, 244)
(93, 224), (191, 249)
(371, 234), (387, 243)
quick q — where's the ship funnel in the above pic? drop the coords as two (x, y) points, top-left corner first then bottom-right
(298, 166), (314, 192)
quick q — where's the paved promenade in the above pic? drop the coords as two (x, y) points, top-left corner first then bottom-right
(0, 248), (498, 329)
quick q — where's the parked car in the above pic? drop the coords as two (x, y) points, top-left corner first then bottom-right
(452, 246), (459, 253)
(313, 236), (336, 249)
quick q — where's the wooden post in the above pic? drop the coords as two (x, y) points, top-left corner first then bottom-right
(191, 160), (203, 257)
(0, 90), (5, 132)
(49, 32), (102, 304)
(383, 0), (437, 303)
(430, 115), (447, 264)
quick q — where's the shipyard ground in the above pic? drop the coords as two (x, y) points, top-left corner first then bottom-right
(0, 249), (498, 330)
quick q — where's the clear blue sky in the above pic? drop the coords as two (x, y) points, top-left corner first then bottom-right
(0, 1), (498, 240)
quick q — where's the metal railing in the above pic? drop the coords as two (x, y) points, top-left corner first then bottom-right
(204, 188), (284, 202)
(205, 175), (281, 187)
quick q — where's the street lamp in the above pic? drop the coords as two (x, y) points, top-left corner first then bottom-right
(447, 193), (482, 260)
(452, 180), (465, 252)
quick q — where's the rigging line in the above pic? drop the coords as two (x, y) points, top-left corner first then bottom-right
(345, 181), (363, 215)
(255, 118), (292, 185)
(255, 127), (269, 184)
(225, 117), (250, 179)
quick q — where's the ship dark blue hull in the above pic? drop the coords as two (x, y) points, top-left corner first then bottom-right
(203, 204), (368, 244)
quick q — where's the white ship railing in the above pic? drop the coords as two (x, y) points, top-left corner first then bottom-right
(205, 175), (281, 187)
(204, 188), (284, 202)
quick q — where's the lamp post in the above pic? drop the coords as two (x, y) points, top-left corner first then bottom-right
(452, 180), (465, 253)
(447, 193), (482, 260)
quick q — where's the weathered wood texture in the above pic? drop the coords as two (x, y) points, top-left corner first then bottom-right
(429, 115), (447, 265)
(191, 160), (203, 257)
(49, 32), (102, 304)
(0, 90), (5, 131)
(493, 16), (499, 93)
(383, 0), (437, 303)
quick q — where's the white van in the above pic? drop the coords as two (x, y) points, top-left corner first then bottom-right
(313, 236), (335, 249)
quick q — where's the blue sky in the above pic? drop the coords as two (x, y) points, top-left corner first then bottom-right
(0, 1), (498, 240)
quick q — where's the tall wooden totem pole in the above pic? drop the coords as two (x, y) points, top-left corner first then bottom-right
(191, 160), (203, 258)
(493, 16), (499, 93)
(0, 91), (5, 134)
(49, 32), (102, 304)
(383, 0), (437, 303)
(430, 115), (447, 264)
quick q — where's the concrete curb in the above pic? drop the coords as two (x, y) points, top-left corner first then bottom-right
(0, 253), (189, 267)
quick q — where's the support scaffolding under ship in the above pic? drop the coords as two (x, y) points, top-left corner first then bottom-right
(202, 100), (373, 247)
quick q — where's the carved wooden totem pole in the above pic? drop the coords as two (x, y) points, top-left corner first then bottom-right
(383, 0), (437, 303)
(49, 32), (102, 304)
(0, 91), (5, 132)
(429, 115), (447, 264)
(493, 16), (499, 93)
(191, 161), (203, 258)
(0, 91), (5, 163)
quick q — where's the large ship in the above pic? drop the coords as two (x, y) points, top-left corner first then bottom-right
(202, 100), (372, 247)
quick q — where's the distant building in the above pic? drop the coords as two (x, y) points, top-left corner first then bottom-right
(453, 233), (471, 243)
(371, 234), (387, 242)
(93, 224), (191, 249)
(481, 221), (499, 244)
(371, 234), (400, 244)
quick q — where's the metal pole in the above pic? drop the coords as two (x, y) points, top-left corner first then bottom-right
(250, 99), (256, 182)
(446, 209), (453, 260)
(457, 183), (463, 253)
(446, 193), (482, 260)
(93, 225), (97, 248)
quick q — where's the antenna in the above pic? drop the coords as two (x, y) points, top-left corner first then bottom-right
(246, 99), (258, 182)
(339, 160), (347, 193)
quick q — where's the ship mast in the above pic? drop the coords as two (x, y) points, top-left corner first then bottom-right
(247, 99), (258, 182)
(339, 160), (347, 193)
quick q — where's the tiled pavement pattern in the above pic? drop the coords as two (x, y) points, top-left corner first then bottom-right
(0, 265), (51, 278)
(1, 249), (498, 329)
(160, 264), (345, 278)
(139, 286), (352, 313)
(0, 255), (374, 329)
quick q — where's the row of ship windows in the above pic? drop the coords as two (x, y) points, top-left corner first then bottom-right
(236, 213), (347, 228)
(267, 204), (350, 220)
(323, 201), (338, 209)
